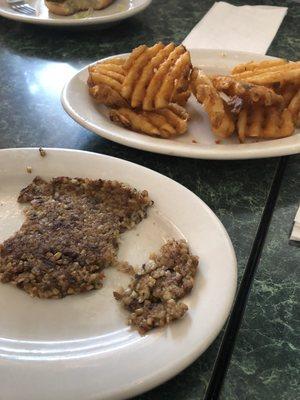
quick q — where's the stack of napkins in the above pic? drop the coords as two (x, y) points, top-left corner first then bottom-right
(290, 207), (300, 241)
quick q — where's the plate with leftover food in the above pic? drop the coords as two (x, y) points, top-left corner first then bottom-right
(0, 0), (151, 26)
(0, 148), (236, 400)
(62, 45), (300, 159)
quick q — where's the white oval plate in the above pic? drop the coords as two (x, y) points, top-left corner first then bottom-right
(62, 49), (300, 159)
(0, 148), (237, 400)
(0, 0), (151, 26)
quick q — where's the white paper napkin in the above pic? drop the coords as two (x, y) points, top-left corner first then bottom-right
(183, 1), (287, 54)
(290, 206), (300, 241)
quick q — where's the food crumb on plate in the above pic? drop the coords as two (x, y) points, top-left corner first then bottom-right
(39, 147), (46, 157)
(114, 240), (198, 334)
(26, 166), (32, 173)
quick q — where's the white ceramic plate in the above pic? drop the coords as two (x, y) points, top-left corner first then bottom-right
(0, 148), (237, 400)
(62, 49), (300, 159)
(0, 0), (151, 26)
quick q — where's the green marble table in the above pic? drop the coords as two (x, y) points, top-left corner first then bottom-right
(0, 1), (299, 399)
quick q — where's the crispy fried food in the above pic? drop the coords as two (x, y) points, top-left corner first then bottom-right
(273, 83), (300, 126)
(122, 43), (192, 110)
(154, 49), (191, 109)
(89, 84), (129, 108)
(88, 58), (129, 107)
(211, 76), (284, 106)
(237, 105), (294, 142)
(173, 88), (191, 106)
(191, 68), (235, 138)
(88, 58), (126, 89)
(122, 43), (165, 102)
(287, 89), (300, 126)
(231, 60), (300, 86)
(109, 104), (189, 138)
(170, 72), (191, 106)
(231, 59), (287, 74)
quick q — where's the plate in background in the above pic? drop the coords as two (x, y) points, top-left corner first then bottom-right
(0, 0), (151, 26)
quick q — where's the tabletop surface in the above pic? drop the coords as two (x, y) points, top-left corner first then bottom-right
(0, 1), (299, 399)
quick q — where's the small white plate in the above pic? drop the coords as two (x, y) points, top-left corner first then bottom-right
(0, 0), (151, 26)
(0, 148), (237, 400)
(62, 49), (300, 159)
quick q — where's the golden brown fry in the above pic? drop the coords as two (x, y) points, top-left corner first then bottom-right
(154, 50), (191, 109)
(120, 43), (192, 110)
(88, 58), (128, 108)
(156, 104), (190, 134)
(191, 68), (235, 138)
(120, 44), (191, 111)
(89, 83), (129, 108)
(273, 82), (298, 105)
(89, 60), (126, 89)
(143, 45), (186, 110)
(121, 43), (165, 101)
(130, 43), (176, 108)
(89, 58), (126, 80)
(109, 104), (189, 138)
(211, 75), (284, 106)
(172, 88), (191, 106)
(287, 89), (300, 126)
(231, 61), (300, 85)
(123, 45), (147, 70)
(237, 105), (294, 142)
(231, 59), (287, 74)
(273, 83), (300, 126)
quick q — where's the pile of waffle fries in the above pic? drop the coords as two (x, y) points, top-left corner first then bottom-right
(88, 43), (300, 142)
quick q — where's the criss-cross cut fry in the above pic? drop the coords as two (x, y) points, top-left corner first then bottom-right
(287, 89), (300, 126)
(231, 60), (300, 86)
(109, 104), (189, 138)
(273, 83), (300, 126)
(88, 58), (129, 107)
(173, 88), (191, 106)
(237, 105), (294, 142)
(211, 76), (284, 106)
(121, 43), (192, 110)
(89, 83), (128, 108)
(191, 68), (235, 138)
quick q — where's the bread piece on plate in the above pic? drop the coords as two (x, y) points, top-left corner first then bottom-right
(45, 0), (114, 16)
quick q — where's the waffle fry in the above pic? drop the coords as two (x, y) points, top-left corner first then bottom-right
(273, 83), (300, 126)
(231, 61), (300, 85)
(109, 104), (189, 138)
(88, 58), (129, 107)
(231, 59), (287, 74)
(288, 89), (300, 126)
(191, 68), (235, 138)
(237, 105), (294, 142)
(88, 58), (126, 89)
(89, 84), (129, 108)
(211, 76), (284, 106)
(122, 43), (165, 101)
(122, 43), (191, 110)
(173, 89), (191, 106)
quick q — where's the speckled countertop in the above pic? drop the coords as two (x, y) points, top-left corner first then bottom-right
(0, 1), (299, 399)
